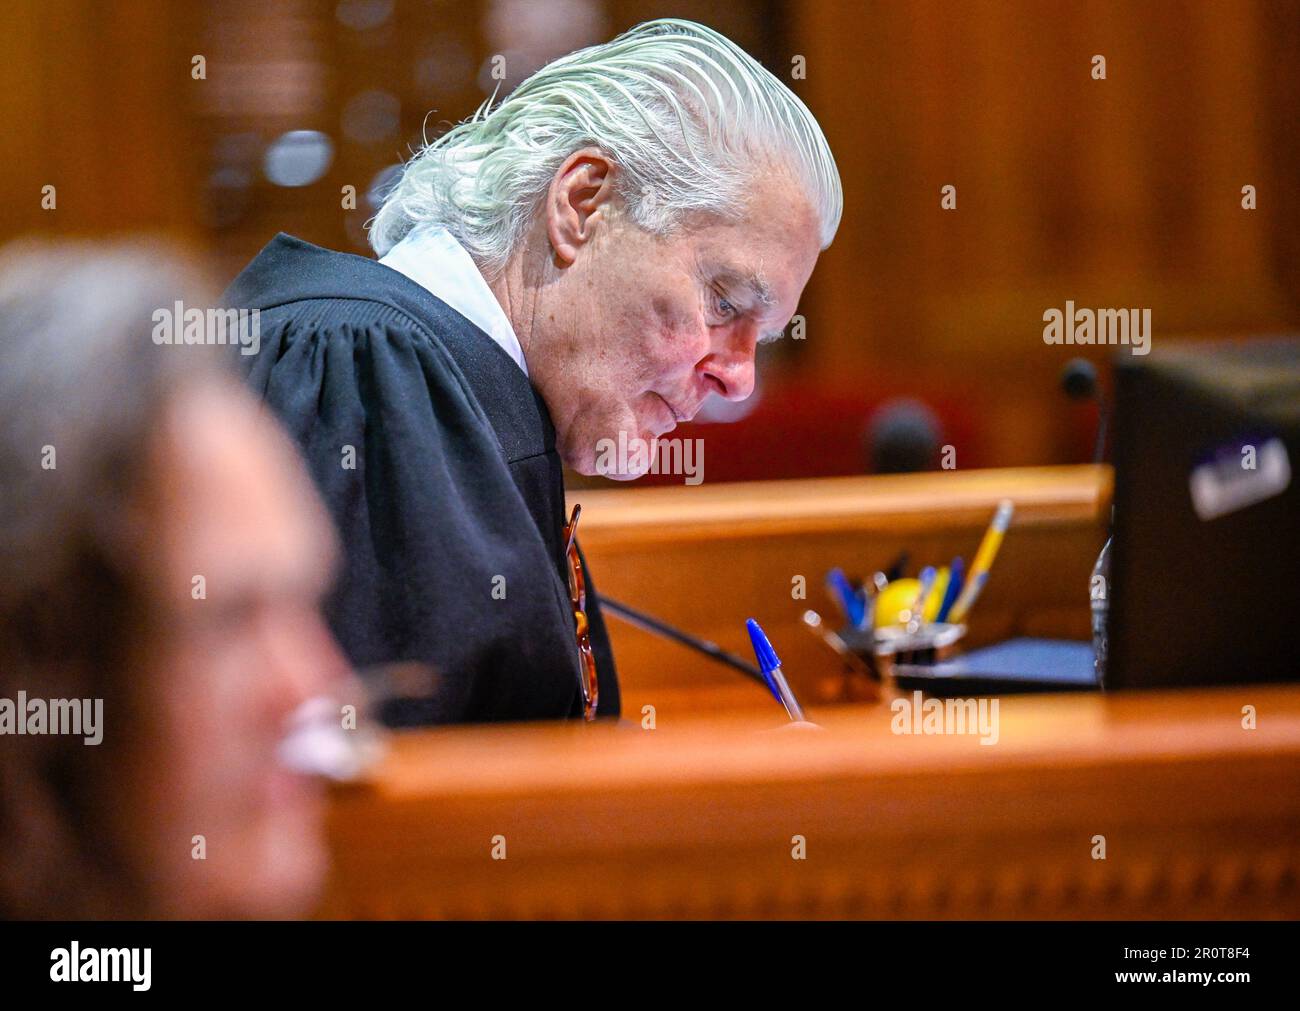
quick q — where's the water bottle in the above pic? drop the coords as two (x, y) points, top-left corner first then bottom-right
(1090, 535), (1111, 685)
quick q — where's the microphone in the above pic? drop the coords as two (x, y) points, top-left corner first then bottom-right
(863, 397), (942, 474)
(1060, 358), (1108, 464)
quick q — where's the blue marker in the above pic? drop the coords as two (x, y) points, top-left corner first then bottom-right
(747, 618), (806, 722)
(826, 568), (865, 629)
(936, 556), (965, 623)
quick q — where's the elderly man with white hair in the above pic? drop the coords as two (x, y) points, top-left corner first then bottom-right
(225, 18), (842, 726)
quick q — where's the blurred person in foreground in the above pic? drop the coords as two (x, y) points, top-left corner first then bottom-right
(226, 18), (842, 726)
(0, 240), (349, 918)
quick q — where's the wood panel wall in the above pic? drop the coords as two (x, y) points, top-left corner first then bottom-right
(789, 0), (1300, 464)
(0, 1), (201, 243)
(3, 1), (1297, 469)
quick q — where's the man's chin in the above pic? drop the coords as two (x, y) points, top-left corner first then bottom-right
(598, 467), (645, 482)
(577, 454), (652, 481)
(566, 428), (659, 481)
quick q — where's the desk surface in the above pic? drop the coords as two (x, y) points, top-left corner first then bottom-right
(324, 682), (1300, 919)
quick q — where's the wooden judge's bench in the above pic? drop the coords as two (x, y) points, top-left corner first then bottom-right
(321, 466), (1300, 919)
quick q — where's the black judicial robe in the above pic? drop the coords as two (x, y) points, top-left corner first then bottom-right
(223, 234), (619, 725)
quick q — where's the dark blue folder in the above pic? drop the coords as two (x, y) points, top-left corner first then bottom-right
(894, 638), (1099, 695)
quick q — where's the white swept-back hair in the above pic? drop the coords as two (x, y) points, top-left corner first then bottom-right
(369, 18), (842, 278)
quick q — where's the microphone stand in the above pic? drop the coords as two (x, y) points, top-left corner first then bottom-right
(598, 594), (767, 687)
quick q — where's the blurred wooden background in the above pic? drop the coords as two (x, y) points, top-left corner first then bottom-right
(3, 0), (1298, 474)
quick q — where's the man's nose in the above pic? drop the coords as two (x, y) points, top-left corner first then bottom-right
(262, 608), (351, 719)
(699, 327), (758, 402)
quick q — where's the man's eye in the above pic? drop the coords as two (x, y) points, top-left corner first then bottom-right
(715, 294), (737, 319)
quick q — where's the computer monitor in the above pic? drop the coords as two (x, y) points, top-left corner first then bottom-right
(1106, 337), (1300, 689)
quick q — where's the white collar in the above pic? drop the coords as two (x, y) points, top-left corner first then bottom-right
(378, 226), (528, 376)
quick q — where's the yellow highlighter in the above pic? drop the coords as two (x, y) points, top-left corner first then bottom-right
(946, 499), (1015, 625)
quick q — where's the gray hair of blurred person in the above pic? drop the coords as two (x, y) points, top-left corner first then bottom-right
(369, 18), (843, 278)
(0, 239), (224, 918)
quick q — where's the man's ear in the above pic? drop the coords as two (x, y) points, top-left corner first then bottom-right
(546, 147), (617, 267)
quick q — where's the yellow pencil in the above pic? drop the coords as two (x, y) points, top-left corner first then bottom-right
(947, 499), (1014, 624)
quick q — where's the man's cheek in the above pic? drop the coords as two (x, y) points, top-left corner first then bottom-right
(644, 296), (693, 347)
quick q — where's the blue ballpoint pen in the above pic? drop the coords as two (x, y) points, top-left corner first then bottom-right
(826, 568), (865, 629)
(936, 556), (964, 623)
(746, 618), (806, 722)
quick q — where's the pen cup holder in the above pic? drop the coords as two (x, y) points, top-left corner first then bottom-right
(840, 622), (968, 684)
